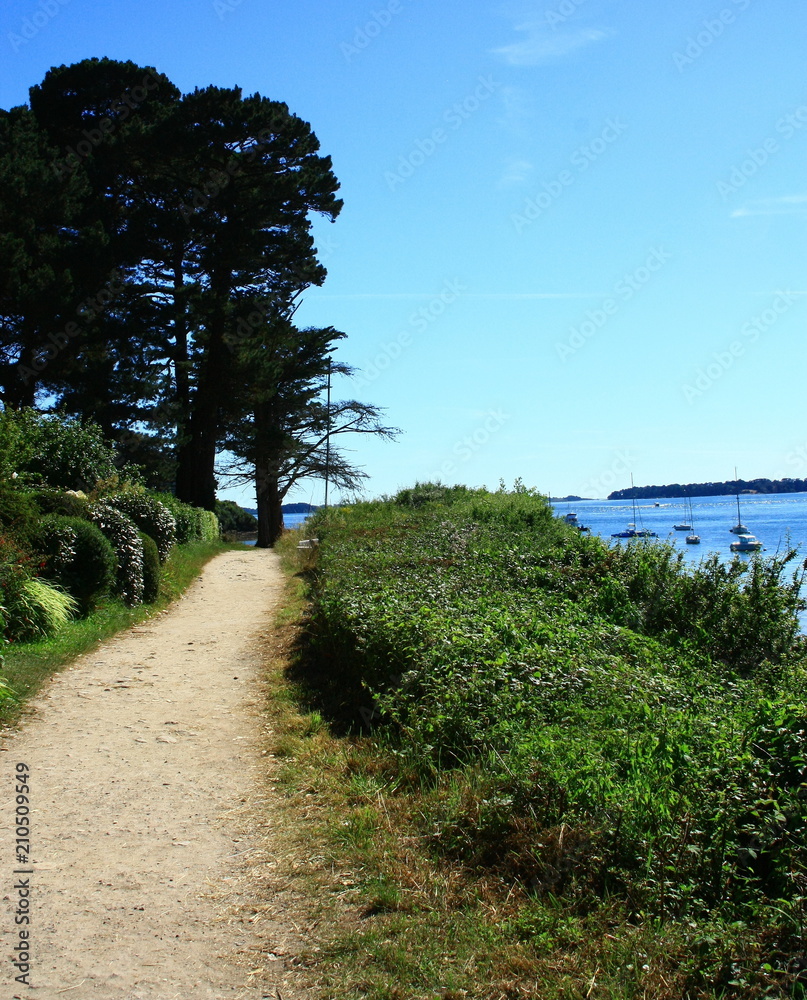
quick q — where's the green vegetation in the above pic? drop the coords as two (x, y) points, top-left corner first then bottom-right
(282, 483), (807, 999)
(1, 409), (221, 711)
(0, 539), (226, 726)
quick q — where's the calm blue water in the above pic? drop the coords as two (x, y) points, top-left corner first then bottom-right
(552, 492), (807, 631)
(284, 512), (311, 530)
(241, 511), (310, 545)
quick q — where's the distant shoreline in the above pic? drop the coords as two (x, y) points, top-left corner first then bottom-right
(608, 478), (807, 500)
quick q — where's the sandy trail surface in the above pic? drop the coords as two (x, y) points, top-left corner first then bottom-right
(1, 548), (302, 1000)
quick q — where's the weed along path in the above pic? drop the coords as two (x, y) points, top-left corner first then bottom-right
(1, 548), (302, 1000)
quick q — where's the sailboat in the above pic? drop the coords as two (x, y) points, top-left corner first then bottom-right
(729, 468), (749, 534)
(728, 468), (762, 551)
(611, 476), (657, 538)
(685, 494), (700, 544)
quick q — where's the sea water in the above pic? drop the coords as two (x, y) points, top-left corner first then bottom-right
(553, 492), (807, 631)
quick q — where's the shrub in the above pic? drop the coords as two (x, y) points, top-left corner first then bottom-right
(0, 485), (39, 545)
(3, 577), (77, 642)
(31, 488), (89, 519)
(139, 531), (160, 603)
(151, 493), (197, 543)
(152, 493), (219, 543)
(88, 503), (144, 606)
(108, 490), (176, 562)
(34, 515), (116, 612)
(199, 509), (220, 541)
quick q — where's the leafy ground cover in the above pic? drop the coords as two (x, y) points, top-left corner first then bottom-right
(281, 483), (807, 998)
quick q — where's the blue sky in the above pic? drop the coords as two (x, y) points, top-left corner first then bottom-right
(2, 0), (805, 504)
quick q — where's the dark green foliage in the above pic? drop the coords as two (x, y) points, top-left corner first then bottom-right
(0, 484), (39, 545)
(0, 535), (32, 640)
(612, 476), (807, 499)
(108, 490), (176, 562)
(88, 502), (144, 606)
(215, 499), (258, 534)
(31, 487), (89, 519)
(393, 481), (476, 508)
(302, 486), (807, 991)
(138, 531), (160, 603)
(34, 515), (116, 612)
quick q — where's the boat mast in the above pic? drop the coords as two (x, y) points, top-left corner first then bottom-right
(324, 357), (331, 510)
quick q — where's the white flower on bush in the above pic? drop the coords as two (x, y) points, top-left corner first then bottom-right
(46, 524), (78, 574)
(108, 492), (177, 562)
(88, 503), (144, 606)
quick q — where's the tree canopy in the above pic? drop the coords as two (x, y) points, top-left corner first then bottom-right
(0, 58), (393, 541)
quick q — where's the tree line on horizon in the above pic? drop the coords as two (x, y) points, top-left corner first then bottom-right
(0, 57), (394, 545)
(609, 477), (807, 500)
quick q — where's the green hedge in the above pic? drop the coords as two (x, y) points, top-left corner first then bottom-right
(34, 514), (116, 612)
(138, 531), (161, 603)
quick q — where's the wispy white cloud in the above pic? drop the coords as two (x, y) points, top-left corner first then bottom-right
(731, 195), (807, 218)
(497, 157), (535, 187)
(493, 23), (613, 66)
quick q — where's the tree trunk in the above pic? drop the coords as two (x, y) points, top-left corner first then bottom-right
(255, 464), (284, 548)
(174, 274), (230, 511)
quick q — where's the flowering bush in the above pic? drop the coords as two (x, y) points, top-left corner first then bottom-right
(88, 503), (144, 606)
(108, 491), (176, 562)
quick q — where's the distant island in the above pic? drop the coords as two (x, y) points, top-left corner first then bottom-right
(608, 478), (807, 500)
(239, 503), (318, 517)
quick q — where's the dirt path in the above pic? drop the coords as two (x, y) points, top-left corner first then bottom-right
(1, 548), (304, 1000)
